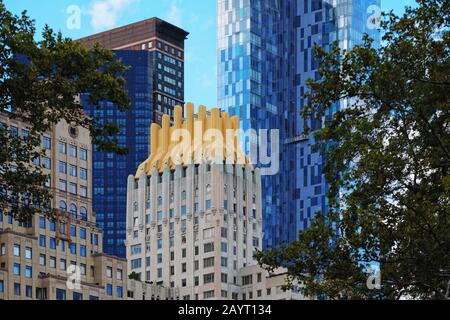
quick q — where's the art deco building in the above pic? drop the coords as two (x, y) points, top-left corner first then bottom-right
(125, 103), (266, 300)
(0, 113), (127, 300)
(79, 18), (189, 257)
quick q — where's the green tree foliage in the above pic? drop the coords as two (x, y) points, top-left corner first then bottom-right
(256, 0), (450, 300)
(0, 1), (131, 221)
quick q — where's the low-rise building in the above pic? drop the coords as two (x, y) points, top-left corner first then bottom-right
(0, 113), (127, 300)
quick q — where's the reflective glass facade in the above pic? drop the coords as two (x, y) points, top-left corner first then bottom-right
(82, 51), (154, 256)
(217, 0), (380, 247)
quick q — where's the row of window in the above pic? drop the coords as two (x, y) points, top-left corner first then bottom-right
(140, 40), (183, 59)
(58, 180), (87, 197)
(58, 161), (88, 180)
(37, 236), (87, 256)
(58, 141), (88, 160)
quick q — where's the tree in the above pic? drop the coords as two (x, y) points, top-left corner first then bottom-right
(256, 0), (450, 300)
(0, 1), (131, 221)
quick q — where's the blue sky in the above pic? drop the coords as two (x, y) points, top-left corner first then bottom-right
(4, 0), (416, 108)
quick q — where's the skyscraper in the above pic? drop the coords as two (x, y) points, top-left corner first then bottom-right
(79, 18), (189, 257)
(217, 0), (381, 247)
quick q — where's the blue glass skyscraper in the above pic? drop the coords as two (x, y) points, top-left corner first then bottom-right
(217, 0), (380, 247)
(80, 19), (188, 257)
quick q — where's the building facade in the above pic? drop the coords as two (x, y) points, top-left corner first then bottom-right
(126, 104), (263, 300)
(79, 18), (189, 257)
(0, 114), (127, 300)
(217, 0), (381, 247)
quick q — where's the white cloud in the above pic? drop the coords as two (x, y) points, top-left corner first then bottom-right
(88, 0), (137, 31)
(165, 0), (183, 27)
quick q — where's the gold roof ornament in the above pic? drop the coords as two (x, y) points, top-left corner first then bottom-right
(135, 103), (252, 177)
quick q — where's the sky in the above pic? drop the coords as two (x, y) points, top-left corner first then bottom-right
(3, 0), (416, 109)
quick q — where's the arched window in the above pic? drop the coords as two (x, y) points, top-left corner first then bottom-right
(80, 207), (87, 221)
(70, 204), (77, 218)
(206, 185), (212, 194)
(59, 200), (67, 212)
(146, 199), (151, 209)
(158, 196), (163, 206)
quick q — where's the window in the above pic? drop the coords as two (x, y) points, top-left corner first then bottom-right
(60, 259), (66, 271)
(25, 265), (32, 278)
(80, 228), (86, 239)
(70, 225), (76, 237)
(69, 165), (77, 177)
(131, 259), (141, 269)
(0, 280), (3, 293)
(80, 168), (87, 180)
(242, 275), (253, 286)
(39, 254), (46, 266)
(203, 290), (215, 299)
(117, 286), (123, 298)
(39, 235), (46, 247)
(13, 244), (20, 256)
(59, 200), (67, 212)
(157, 239), (163, 250)
(80, 148), (87, 161)
(59, 142), (67, 154)
(221, 257), (228, 267)
(117, 269), (123, 280)
(80, 185), (87, 198)
(204, 242), (214, 253)
(13, 263), (21, 276)
(70, 243), (76, 255)
(14, 283), (21, 296)
(80, 207), (87, 221)
(221, 273), (228, 283)
(73, 292), (83, 300)
(69, 182), (77, 195)
(221, 242), (228, 253)
(42, 136), (51, 150)
(69, 203), (77, 218)
(39, 216), (46, 229)
(131, 244), (141, 255)
(203, 227), (214, 240)
(59, 161), (67, 174)
(25, 247), (32, 259)
(80, 245), (86, 257)
(69, 145), (77, 157)
(50, 237), (56, 249)
(59, 179), (67, 192)
(106, 266), (113, 278)
(204, 257), (215, 268)
(56, 288), (66, 300)
(42, 157), (51, 169)
(106, 284), (113, 296)
(206, 200), (212, 209)
(80, 264), (86, 275)
(49, 257), (56, 268)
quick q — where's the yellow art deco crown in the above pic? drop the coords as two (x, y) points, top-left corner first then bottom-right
(135, 103), (252, 177)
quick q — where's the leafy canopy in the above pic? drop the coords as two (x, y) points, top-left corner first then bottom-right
(0, 0), (131, 221)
